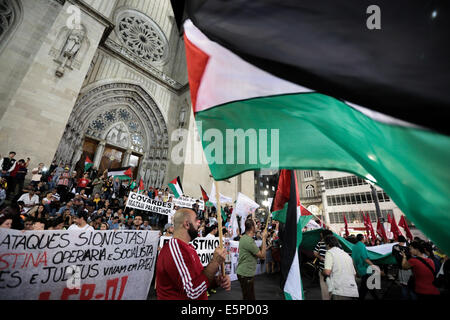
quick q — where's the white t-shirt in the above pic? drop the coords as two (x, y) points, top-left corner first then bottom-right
(18, 193), (39, 213)
(324, 247), (359, 298)
(68, 224), (94, 232)
(31, 168), (43, 182)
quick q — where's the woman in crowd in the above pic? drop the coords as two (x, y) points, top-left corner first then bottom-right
(401, 240), (440, 299)
(0, 212), (13, 229)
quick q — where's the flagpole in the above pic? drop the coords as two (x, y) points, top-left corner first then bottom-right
(264, 210), (271, 233)
(214, 180), (226, 277)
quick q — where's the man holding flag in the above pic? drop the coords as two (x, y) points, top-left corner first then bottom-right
(352, 234), (380, 300)
(236, 218), (268, 300)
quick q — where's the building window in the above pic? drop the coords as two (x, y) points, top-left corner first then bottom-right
(304, 170), (313, 178)
(305, 185), (315, 197)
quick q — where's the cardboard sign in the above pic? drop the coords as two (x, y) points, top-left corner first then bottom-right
(126, 192), (175, 216)
(0, 229), (159, 300)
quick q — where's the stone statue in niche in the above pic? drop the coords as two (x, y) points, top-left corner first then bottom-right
(55, 28), (85, 77)
(106, 123), (129, 148)
(150, 169), (157, 186)
(158, 166), (165, 187)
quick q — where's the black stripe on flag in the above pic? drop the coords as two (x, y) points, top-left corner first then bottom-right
(184, 0), (450, 134)
(279, 170), (299, 291)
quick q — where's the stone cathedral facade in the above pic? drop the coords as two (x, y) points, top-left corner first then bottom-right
(0, 0), (255, 201)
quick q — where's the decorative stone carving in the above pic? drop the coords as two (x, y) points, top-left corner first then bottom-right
(115, 9), (169, 65)
(54, 26), (86, 77)
(0, 0), (15, 45)
(104, 38), (183, 91)
(106, 123), (129, 148)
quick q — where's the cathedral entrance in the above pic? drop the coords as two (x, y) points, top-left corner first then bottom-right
(74, 137), (142, 180)
(54, 82), (170, 187)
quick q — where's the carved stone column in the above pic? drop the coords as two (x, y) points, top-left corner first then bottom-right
(93, 140), (106, 168)
(70, 146), (83, 173)
(122, 149), (133, 167)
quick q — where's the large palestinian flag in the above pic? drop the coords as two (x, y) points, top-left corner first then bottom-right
(178, 0), (450, 254)
(107, 167), (133, 180)
(271, 170), (312, 300)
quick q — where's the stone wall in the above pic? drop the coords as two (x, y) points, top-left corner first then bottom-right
(0, 0), (106, 170)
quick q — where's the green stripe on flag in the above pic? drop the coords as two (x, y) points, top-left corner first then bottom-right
(271, 202), (288, 224)
(221, 208), (227, 223)
(196, 92), (450, 254)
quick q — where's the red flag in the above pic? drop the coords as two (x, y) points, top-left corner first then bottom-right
(387, 213), (393, 224)
(398, 215), (413, 240)
(364, 213), (377, 245)
(124, 167), (133, 178)
(139, 178), (144, 191)
(200, 185), (209, 202)
(376, 219), (388, 243)
(388, 213), (403, 241)
(343, 214), (350, 237)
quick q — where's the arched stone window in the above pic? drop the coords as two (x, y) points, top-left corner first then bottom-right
(306, 185), (315, 198)
(0, 0), (22, 53)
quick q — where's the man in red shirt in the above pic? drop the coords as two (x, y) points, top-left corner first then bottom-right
(156, 208), (231, 300)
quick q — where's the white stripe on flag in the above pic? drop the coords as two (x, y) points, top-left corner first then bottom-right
(184, 19), (418, 129)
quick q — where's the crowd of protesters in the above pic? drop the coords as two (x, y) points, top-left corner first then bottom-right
(0, 151), (282, 264)
(0, 151), (202, 234)
(312, 228), (449, 300)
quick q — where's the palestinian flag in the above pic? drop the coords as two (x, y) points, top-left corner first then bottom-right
(168, 177), (183, 198)
(107, 167), (133, 180)
(178, 1), (450, 254)
(200, 185), (209, 202)
(271, 170), (312, 300)
(84, 156), (93, 172)
(138, 178), (144, 192)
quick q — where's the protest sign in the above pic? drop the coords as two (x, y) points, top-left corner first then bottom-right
(172, 196), (205, 211)
(191, 237), (221, 267)
(156, 236), (265, 281)
(226, 239), (265, 282)
(235, 192), (260, 233)
(126, 192), (175, 215)
(0, 229), (159, 300)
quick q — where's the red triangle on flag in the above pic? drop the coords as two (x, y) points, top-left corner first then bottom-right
(124, 167), (133, 178)
(200, 185), (209, 202)
(184, 33), (210, 111)
(299, 204), (312, 216)
(85, 156), (93, 163)
(139, 178), (144, 190)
